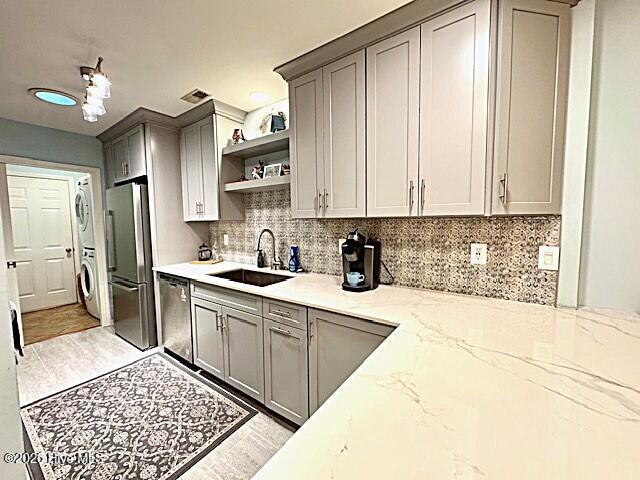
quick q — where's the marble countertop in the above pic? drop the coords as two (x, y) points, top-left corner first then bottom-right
(154, 261), (640, 479)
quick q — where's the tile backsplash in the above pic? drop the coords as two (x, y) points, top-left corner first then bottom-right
(209, 189), (561, 306)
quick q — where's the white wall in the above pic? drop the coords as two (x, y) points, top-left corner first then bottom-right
(578, 0), (640, 312)
(242, 98), (289, 140)
(557, 0), (596, 308)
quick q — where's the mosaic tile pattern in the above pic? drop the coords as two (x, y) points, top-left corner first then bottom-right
(209, 189), (561, 306)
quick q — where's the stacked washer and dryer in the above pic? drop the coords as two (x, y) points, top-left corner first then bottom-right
(75, 176), (100, 319)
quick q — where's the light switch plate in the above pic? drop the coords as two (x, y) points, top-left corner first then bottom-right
(538, 246), (559, 270)
(470, 243), (488, 265)
(338, 238), (346, 254)
(223, 234), (229, 246)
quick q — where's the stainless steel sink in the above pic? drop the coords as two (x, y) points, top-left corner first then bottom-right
(208, 269), (291, 287)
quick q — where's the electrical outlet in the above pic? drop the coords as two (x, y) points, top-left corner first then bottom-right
(538, 246), (559, 270)
(470, 243), (488, 265)
(223, 234), (229, 246)
(338, 238), (346, 254)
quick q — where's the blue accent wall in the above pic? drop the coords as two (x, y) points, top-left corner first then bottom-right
(0, 117), (102, 171)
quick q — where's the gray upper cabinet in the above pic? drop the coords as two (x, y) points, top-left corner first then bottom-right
(191, 297), (225, 380)
(308, 308), (394, 414)
(113, 125), (146, 184)
(366, 27), (420, 217)
(492, 0), (570, 215)
(263, 319), (309, 425)
(223, 307), (265, 402)
(289, 69), (323, 218)
(419, 0), (490, 216)
(289, 51), (366, 219)
(322, 51), (366, 218)
(180, 116), (219, 221)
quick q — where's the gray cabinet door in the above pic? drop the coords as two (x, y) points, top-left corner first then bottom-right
(263, 319), (309, 425)
(366, 27), (420, 217)
(103, 141), (115, 188)
(322, 50), (366, 218)
(112, 125), (147, 183)
(308, 308), (394, 414)
(191, 297), (225, 380)
(492, 0), (570, 214)
(222, 307), (265, 402)
(419, 0), (490, 216)
(180, 120), (204, 221)
(125, 125), (146, 180)
(112, 135), (127, 183)
(180, 116), (219, 222)
(289, 69), (324, 219)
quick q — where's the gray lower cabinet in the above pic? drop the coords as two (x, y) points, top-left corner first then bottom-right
(263, 319), (309, 425)
(191, 297), (224, 380)
(308, 308), (394, 414)
(223, 307), (265, 402)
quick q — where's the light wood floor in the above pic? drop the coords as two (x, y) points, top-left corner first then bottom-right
(21, 303), (100, 345)
(16, 327), (294, 479)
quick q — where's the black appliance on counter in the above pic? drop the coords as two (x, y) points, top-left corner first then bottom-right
(341, 230), (381, 292)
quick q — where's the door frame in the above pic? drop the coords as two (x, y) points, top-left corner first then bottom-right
(6, 171), (81, 305)
(0, 155), (111, 327)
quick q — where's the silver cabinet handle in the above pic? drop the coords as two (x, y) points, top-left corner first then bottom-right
(324, 190), (329, 211)
(199, 201), (204, 215)
(498, 173), (508, 203)
(271, 309), (291, 318)
(220, 314), (227, 330)
(215, 312), (221, 331)
(420, 178), (426, 214)
(409, 180), (415, 211)
(318, 191), (323, 212)
(271, 325), (291, 336)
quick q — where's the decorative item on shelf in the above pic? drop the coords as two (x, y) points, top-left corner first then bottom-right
(289, 244), (302, 272)
(198, 243), (213, 261)
(263, 163), (282, 179)
(251, 160), (265, 180)
(271, 112), (287, 132)
(79, 57), (111, 123)
(281, 163), (291, 176)
(232, 128), (246, 144)
(259, 111), (288, 135)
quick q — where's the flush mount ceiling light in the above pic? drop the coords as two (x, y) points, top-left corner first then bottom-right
(29, 88), (78, 106)
(79, 56), (112, 122)
(249, 91), (269, 103)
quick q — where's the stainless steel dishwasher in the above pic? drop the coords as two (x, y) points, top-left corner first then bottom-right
(159, 274), (193, 363)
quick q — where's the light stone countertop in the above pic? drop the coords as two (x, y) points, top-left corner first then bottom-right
(154, 261), (640, 479)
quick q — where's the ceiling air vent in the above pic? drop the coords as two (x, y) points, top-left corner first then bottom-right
(181, 88), (211, 104)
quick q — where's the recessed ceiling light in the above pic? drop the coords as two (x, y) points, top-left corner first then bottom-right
(29, 88), (78, 106)
(249, 91), (269, 103)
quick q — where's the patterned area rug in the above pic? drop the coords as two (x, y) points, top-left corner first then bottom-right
(21, 353), (257, 480)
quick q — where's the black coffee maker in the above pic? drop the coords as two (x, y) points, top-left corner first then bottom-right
(341, 230), (381, 292)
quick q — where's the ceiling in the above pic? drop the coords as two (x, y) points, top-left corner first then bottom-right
(0, 0), (410, 137)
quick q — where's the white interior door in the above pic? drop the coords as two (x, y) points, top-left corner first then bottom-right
(7, 174), (77, 312)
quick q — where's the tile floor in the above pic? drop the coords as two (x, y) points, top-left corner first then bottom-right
(16, 327), (294, 479)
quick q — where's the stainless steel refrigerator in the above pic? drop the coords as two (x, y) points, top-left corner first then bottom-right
(106, 183), (157, 350)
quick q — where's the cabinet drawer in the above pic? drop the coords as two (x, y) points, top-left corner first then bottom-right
(263, 298), (308, 330)
(191, 282), (262, 316)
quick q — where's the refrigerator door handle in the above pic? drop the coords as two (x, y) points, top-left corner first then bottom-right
(111, 281), (139, 293)
(105, 209), (116, 272)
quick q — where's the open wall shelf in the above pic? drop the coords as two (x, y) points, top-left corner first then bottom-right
(224, 175), (291, 193)
(221, 129), (290, 159)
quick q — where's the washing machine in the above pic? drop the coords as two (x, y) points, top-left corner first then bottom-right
(81, 248), (100, 319)
(75, 176), (94, 249)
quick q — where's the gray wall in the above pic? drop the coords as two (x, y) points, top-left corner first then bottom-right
(0, 117), (102, 171)
(579, 0), (640, 312)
